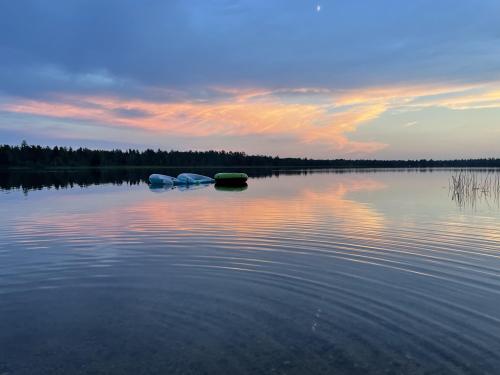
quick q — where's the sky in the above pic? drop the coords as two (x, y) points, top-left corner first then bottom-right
(1, 0), (499, 159)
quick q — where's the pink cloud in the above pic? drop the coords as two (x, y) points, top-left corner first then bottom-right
(4, 82), (498, 155)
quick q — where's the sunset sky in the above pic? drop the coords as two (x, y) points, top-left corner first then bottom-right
(1, 0), (499, 159)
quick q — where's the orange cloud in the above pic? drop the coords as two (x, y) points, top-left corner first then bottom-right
(3, 81), (500, 155)
(2, 92), (387, 154)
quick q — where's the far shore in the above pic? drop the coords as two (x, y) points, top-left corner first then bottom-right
(3, 165), (500, 171)
(2, 143), (500, 169)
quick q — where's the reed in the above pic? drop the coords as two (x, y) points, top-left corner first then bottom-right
(449, 170), (500, 208)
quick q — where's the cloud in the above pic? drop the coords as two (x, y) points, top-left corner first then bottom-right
(1, 0), (500, 156)
(402, 86), (500, 110)
(1, 0), (500, 99)
(3, 81), (499, 155)
(0, 89), (387, 154)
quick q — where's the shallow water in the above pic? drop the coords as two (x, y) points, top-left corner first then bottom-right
(1, 169), (500, 374)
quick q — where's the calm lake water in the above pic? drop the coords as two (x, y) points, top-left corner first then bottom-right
(1, 169), (500, 374)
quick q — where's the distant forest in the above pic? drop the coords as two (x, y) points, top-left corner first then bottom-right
(2, 142), (500, 168)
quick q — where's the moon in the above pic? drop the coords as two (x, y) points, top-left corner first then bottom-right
(316, 4), (321, 12)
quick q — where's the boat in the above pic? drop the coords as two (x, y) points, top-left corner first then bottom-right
(149, 174), (177, 185)
(214, 172), (248, 186)
(176, 173), (215, 185)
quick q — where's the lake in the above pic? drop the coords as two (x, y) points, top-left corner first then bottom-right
(1, 169), (500, 374)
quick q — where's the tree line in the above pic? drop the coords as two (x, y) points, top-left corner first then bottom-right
(1, 142), (500, 168)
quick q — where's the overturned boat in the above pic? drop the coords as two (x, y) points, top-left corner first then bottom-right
(214, 172), (248, 186)
(149, 174), (177, 185)
(176, 173), (215, 185)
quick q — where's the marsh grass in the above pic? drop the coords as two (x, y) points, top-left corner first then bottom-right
(449, 170), (500, 209)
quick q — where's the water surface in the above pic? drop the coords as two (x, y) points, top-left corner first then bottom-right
(1, 169), (500, 374)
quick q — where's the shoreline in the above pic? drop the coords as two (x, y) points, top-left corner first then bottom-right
(3, 165), (500, 171)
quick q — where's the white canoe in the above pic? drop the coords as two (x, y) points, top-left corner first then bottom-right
(149, 174), (177, 185)
(176, 173), (215, 185)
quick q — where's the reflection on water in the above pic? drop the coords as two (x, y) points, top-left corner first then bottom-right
(1, 170), (500, 374)
(215, 184), (248, 192)
(0, 167), (435, 192)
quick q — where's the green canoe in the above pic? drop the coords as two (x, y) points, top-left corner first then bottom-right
(214, 172), (248, 186)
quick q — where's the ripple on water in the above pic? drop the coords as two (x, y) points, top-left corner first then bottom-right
(1, 171), (500, 374)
